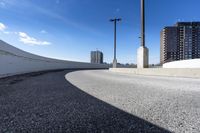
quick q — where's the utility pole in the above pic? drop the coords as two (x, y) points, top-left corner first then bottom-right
(110, 18), (122, 68)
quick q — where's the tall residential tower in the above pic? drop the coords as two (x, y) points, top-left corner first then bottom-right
(160, 22), (200, 64)
(90, 50), (103, 64)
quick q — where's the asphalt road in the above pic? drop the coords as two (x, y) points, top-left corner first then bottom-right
(0, 70), (170, 133)
(66, 70), (200, 133)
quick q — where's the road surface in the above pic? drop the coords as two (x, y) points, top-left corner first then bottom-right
(66, 70), (200, 133)
(0, 70), (199, 133)
(0, 70), (171, 133)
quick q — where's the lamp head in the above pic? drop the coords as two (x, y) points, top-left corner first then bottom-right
(110, 19), (115, 22)
(117, 18), (122, 21)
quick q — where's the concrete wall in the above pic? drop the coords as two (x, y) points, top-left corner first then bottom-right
(109, 68), (200, 78)
(163, 59), (200, 68)
(0, 40), (108, 78)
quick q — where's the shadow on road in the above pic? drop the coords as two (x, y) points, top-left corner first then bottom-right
(0, 69), (171, 133)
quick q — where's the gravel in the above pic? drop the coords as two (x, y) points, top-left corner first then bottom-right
(0, 70), (170, 133)
(66, 70), (200, 133)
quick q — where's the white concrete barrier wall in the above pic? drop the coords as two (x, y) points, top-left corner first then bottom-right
(163, 59), (200, 68)
(109, 68), (200, 78)
(0, 40), (108, 78)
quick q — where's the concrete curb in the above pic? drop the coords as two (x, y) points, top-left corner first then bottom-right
(109, 68), (200, 78)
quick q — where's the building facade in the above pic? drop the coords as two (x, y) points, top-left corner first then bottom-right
(160, 22), (200, 64)
(90, 50), (103, 64)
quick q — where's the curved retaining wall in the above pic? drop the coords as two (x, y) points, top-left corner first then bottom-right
(163, 59), (200, 68)
(0, 40), (108, 78)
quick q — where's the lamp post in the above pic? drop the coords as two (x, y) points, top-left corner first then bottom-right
(137, 0), (149, 68)
(110, 18), (122, 68)
(141, 0), (145, 47)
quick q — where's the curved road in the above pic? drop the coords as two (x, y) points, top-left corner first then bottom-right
(66, 70), (200, 133)
(0, 70), (199, 133)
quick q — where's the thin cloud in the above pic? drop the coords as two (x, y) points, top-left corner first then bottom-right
(0, 22), (50, 46)
(0, 22), (6, 31)
(3, 31), (10, 34)
(1, 1), (103, 36)
(116, 8), (120, 13)
(40, 30), (47, 34)
(18, 32), (51, 46)
(20, 1), (103, 36)
(0, 0), (13, 8)
(0, 2), (5, 7)
(55, 0), (60, 4)
(0, 22), (16, 34)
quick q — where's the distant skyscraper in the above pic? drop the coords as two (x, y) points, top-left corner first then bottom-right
(160, 22), (200, 64)
(90, 50), (103, 64)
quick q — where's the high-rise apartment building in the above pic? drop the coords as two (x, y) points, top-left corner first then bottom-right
(90, 50), (103, 64)
(160, 22), (200, 64)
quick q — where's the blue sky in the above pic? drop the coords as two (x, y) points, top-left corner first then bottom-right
(0, 0), (200, 64)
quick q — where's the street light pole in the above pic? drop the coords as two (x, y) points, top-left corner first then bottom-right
(137, 0), (149, 68)
(141, 0), (145, 47)
(110, 18), (122, 68)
